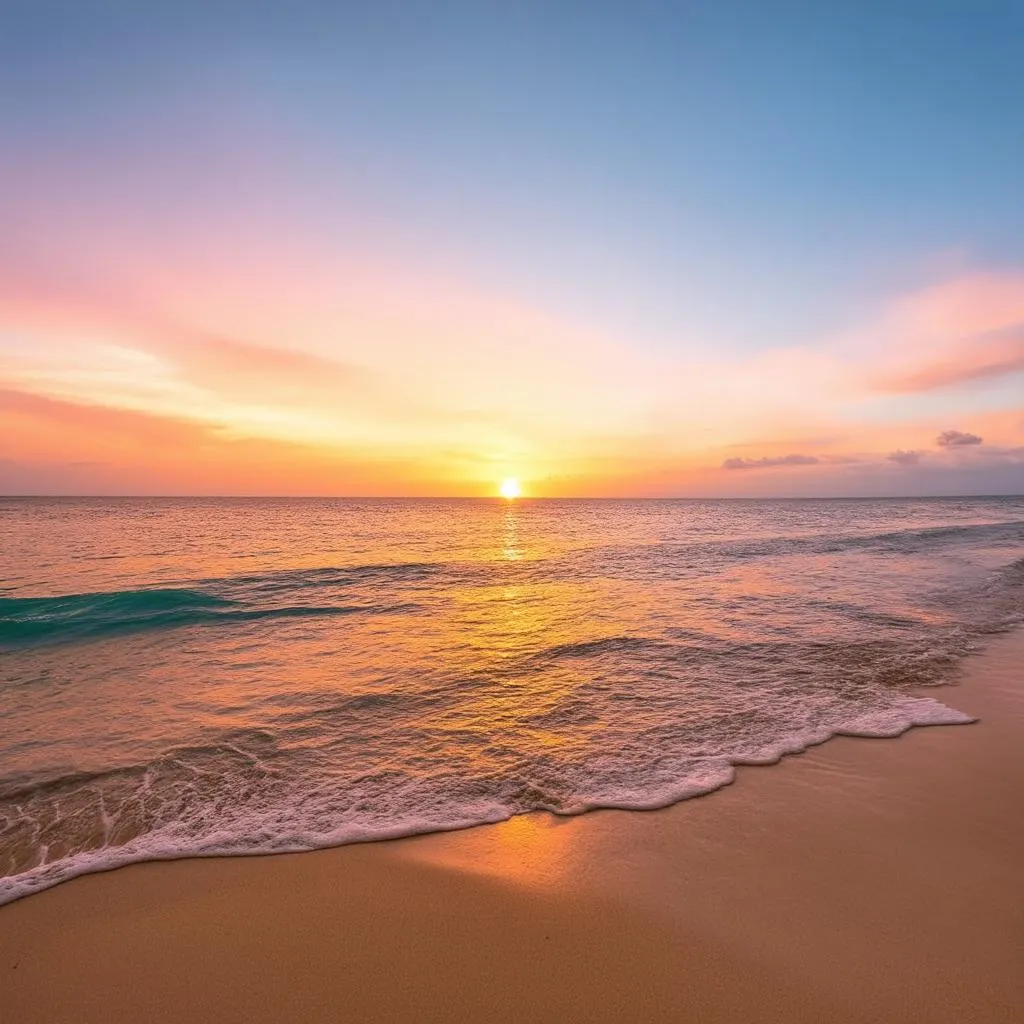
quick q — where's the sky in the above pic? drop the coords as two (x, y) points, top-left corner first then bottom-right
(1, 0), (1023, 497)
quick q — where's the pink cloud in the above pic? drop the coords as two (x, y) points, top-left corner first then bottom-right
(722, 452), (864, 471)
(875, 325), (1024, 393)
(887, 449), (923, 466)
(866, 272), (1024, 393)
(0, 387), (217, 447)
(936, 429), (983, 447)
(160, 335), (371, 406)
(723, 453), (821, 470)
(891, 272), (1024, 337)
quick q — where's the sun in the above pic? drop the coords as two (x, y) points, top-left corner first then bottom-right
(499, 477), (522, 499)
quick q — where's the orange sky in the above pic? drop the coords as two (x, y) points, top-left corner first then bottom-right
(2, 256), (1023, 496)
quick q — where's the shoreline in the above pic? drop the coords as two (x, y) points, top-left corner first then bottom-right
(2, 628), (1022, 1021)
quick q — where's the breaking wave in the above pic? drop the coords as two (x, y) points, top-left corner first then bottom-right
(0, 587), (420, 647)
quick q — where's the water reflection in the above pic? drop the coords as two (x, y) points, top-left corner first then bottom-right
(3, 495), (1021, 905)
(501, 504), (522, 561)
(396, 811), (581, 891)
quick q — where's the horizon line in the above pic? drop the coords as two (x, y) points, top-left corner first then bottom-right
(2, 492), (1021, 502)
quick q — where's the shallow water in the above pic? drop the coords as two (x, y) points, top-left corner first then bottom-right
(1, 496), (1022, 904)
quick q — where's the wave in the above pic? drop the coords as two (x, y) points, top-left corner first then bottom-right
(0, 685), (974, 908)
(1, 507), (1020, 906)
(730, 518), (1024, 557)
(0, 588), (420, 648)
(584, 519), (1024, 574)
(12, 522), (1016, 650)
(219, 561), (444, 592)
(536, 635), (674, 659)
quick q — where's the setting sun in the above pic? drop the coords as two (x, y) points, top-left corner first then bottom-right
(499, 478), (522, 499)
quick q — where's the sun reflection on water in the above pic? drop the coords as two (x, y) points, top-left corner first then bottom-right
(396, 810), (582, 891)
(501, 504), (522, 561)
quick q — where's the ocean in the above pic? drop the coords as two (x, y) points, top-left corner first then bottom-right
(1, 496), (1022, 904)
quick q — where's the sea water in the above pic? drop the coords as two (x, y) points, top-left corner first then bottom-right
(1, 496), (1022, 904)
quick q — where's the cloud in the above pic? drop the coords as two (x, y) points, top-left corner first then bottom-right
(721, 451), (868, 470)
(876, 325), (1024, 393)
(164, 335), (369, 406)
(0, 386), (218, 446)
(0, 384), (461, 495)
(936, 429), (983, 447)
(722, 453), (821, 470)
(986, 445), (1024, 460)
(887, 449), (923, 466)
(866, 272), (1024, 394)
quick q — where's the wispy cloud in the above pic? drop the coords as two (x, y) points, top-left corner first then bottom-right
(722, 453), (821, 470)
(0, 386), (218, 447)
(865, 272), (1024, 394)
(170, 336), (367, 399)
(721, 451), (866, 471)
(887, 449), (923, 466)
(936, 429), (983, 447)
(0, 385), (465, 495)
(876, 325), (1024, 393)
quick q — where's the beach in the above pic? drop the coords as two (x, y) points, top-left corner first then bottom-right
(2, 627), (1021, 1022)
(4, 0), (1024, 1017)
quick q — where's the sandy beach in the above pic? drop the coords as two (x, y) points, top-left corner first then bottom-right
(2, 628), (1022, 1023)
(5, 0), (1023, 1017)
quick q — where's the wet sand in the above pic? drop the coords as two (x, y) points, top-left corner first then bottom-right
(1, 629), (1022, 1023)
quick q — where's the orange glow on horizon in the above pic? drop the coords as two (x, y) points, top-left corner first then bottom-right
(0, 261), (1022, 497)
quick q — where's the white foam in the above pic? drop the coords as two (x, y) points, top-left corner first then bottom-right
(0, 693), (976, 908)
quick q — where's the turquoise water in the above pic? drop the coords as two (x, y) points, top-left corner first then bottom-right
(1, 496), (1022, 904)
